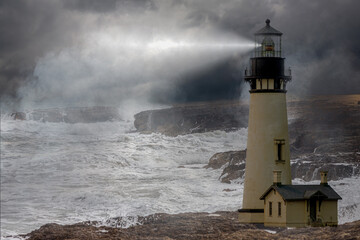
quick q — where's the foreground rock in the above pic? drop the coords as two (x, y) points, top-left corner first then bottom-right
(21, 212), (360, 240)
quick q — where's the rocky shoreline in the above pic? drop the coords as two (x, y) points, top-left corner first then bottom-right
(135, 95), (360, 183)
(8, 95), (360, 239)
(18, 212), (360, 240)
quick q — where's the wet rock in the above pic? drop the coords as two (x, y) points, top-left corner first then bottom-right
(291, 153), (360, 181)
(209, 150), (360, 183)
(205, 150), (246, 183)
(220, 162), (246, 183)
(290, 132), (318, 155)
(10, 112), (26, 120)
(205, 95), (360, 183)
(205, 150), (246, 169)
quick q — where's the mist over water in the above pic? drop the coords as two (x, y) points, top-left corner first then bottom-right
(1, 3), (254, 237)
(17, 23), (252, 110)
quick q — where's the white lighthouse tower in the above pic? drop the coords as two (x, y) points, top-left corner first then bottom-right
(238, 19), (292, 223)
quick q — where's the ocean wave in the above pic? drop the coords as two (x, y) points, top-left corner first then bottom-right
(1, 119), (246, 237)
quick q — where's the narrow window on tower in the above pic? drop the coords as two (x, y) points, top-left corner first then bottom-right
(262, 79), (267, 89)
(277, 144), (281, 160)
(274, 139), (285, 162)
(278, 202), (281, 216)
(269, 202), (273, 216)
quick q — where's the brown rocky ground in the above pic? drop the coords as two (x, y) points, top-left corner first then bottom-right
(20, 212), (360, 240)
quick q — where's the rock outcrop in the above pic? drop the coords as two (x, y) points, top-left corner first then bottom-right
(134, 95), (360, 138)
(19, 212), (360, 240)
(205, 150), (246, 183)
(204, 95), (360, 183)
(134, 101), (249, 136)
(206, 150), (360, 183)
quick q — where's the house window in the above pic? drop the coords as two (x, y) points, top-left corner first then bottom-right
(274, 139), (285, 162)
(278, 202), (281, 216)
(269, 202), (273, 216)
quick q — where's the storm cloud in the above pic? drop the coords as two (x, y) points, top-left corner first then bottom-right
(1, 0), (360, 110)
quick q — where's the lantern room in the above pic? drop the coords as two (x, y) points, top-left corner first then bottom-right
(254, 19), (282, 58)
(244, 19), (291, 92)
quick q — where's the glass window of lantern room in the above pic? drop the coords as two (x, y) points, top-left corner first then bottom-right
(261, 36), (275, 57)
(268, 79), (274, 89)
(262, 79), (268, 90)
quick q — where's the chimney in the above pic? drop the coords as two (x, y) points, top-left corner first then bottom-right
(273, 170), (282, 186)
(320, 171), (328, 185)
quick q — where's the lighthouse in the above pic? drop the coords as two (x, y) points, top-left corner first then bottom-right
(238, 19), (292, 223)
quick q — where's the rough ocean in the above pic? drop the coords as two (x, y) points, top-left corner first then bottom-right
(1, 111), (359, 238)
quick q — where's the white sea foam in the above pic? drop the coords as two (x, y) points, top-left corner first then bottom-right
(1, 117), (359, 238)
(0, 118), (246, 237)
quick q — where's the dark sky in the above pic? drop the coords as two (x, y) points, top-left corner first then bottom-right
(1, 0), (360, 110)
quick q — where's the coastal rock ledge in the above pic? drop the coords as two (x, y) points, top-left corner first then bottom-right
(18, 212), (360, 240)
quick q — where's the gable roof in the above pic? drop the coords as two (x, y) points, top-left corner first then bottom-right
(260, 184), (342, 201)
(255, 19), (282, 36)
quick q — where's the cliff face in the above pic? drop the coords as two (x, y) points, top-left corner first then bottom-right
(133, 95), (360, 183)
(134, 101), (249, 136)
(22, 212), (360, 240)
(205, 95), (360, 183)
(206, 150), (360, 183)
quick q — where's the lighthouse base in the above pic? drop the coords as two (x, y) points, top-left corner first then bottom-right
(238, 209), (264, 223)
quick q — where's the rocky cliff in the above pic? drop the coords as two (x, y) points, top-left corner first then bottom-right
(134, 95), (360, 139)
(133, 95), (360, 183)
(205, 95), (360, 183)
(134, 101), (249, 136)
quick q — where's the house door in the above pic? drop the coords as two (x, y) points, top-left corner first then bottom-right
(310, 199), (316, 222)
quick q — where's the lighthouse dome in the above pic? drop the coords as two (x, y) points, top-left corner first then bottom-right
(255, 19), (282, 36)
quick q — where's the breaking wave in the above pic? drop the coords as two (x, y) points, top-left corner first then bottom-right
(1, 117), (246, 237)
